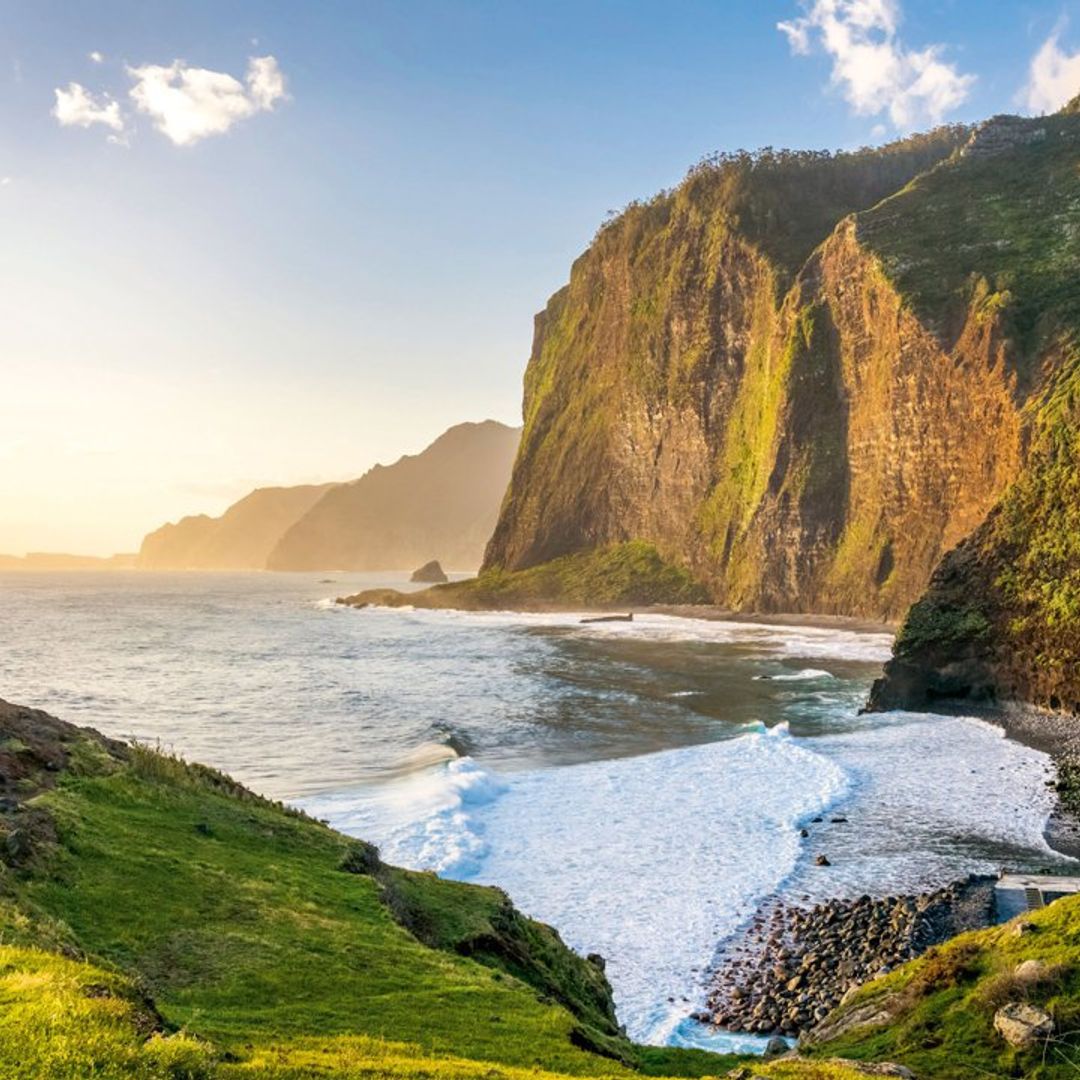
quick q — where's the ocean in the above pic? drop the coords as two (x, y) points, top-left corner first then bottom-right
(0, 570), (1067, 1051)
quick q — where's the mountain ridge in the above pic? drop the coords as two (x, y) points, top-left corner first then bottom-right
(267, 419), (520, 572)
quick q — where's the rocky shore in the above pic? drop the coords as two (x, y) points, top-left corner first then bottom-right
(701, 876), (996, 1038)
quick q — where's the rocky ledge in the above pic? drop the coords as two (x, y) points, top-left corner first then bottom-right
(701, 876), (995, 1037)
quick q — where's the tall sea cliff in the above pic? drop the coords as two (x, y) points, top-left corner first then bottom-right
(482, 107), (1080, 712)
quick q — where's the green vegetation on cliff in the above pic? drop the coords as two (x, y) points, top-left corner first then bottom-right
(339, 541), (709, 611)
(803, 894), (1080, 1079)
(868, 110), (1080, 714)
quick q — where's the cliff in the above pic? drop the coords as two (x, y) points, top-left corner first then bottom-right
(483, 114), (1080, 623)
(267, 420), (520, 571)
(137, 483), (334, 570)
(861, 109), (1080, 714)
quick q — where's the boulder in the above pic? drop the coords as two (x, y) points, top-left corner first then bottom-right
(763, 1035), (789, 1057)
(410, 560), (448, 584)
(993, 1002), (1054, 1048)
(1014, 958), (1051, 982)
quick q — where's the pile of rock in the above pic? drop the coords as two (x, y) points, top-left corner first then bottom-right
(701, 876), (994, 1037)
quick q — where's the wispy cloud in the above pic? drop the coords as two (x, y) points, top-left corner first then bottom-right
(89, 50), (104, 64)
(778, 0), (974, 129)
(52, 54), (287, 147)
(52, 82), (125, 132)
(1022, 25), (1080, 114)
(128, 55), (287, 146)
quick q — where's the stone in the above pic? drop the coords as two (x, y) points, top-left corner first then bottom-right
(410, 560), (448, 584)
(1013, 958), (1050, 982)
(763, 1036), (789, 1057)
(993, 1002), (1054, 1048)
(840, 1063), (917, 1078)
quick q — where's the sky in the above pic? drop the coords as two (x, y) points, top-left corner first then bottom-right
(2, 0), (1079, 555)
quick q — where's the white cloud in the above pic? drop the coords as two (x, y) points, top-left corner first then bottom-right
(1022, 28), (1080, 114)
(1, 177), (11, 187)
(127, 55), (287, 146)
(778, 0), (974, 129)
(89, 50), (104, 64)
(52, 82), (125, 132)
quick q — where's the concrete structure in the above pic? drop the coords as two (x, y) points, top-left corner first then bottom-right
(995, 873), (1080, 922)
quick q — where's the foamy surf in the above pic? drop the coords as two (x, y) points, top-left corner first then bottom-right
(340, 605), (896, 663)
(302, 727), (850, 1047)
(754, 668), (834, 682)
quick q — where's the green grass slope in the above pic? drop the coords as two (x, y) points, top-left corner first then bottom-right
(805, 894), (1080, 1079)
(0, 700), (725, 1079)
(338, 541), (709, 611)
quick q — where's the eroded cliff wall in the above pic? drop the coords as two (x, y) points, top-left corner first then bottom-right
(486, 114), (1080, 624)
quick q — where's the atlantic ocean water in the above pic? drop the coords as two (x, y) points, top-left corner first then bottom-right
(0, 571), (1066, 1050)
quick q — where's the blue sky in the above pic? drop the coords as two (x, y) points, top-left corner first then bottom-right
(2, 0), (1079, 552)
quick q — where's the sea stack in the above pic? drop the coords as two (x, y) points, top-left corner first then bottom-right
(411, 560), (448, 584)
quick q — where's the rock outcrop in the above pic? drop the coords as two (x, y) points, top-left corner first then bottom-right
(483, 111), (1080, 628)
(268, 421), (520, 572)
(704, 878), (994, 1037)
(993, 1002), (1054, 1048)
(411, 560), (448, 583)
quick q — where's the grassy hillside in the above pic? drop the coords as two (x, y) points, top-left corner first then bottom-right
(337, 541), (709, 611)
(0, 700), (723, 1079)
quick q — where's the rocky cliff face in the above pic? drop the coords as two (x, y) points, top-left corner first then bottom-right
(267, 420), (520, 571)
(137, 484), (335, 570)
(486, 114), (1080, 628)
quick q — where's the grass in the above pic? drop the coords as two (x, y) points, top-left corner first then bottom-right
(804, 897), (1080, 1078)
(857, 113), (1080, 363)
(340, 542), (710, 610)
(0, 714), (745, 1079)
(0, 945), (213, 1080)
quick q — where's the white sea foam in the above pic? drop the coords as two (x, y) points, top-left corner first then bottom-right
(347, 606), (896, 663)
(301, 708), (1065, 1052)
(754, 668), (835, 682)
(303, 729), (850, 1046)
(779, 711), (1067, 904)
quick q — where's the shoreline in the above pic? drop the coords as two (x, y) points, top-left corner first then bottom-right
(340, 594), (1077, 859)
(874, 696), (1080, 862)
(958, 701), (1080, 862)
(338, 593), (900, 636)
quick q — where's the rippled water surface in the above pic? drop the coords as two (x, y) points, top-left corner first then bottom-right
(0, 571), (1068, 1049)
